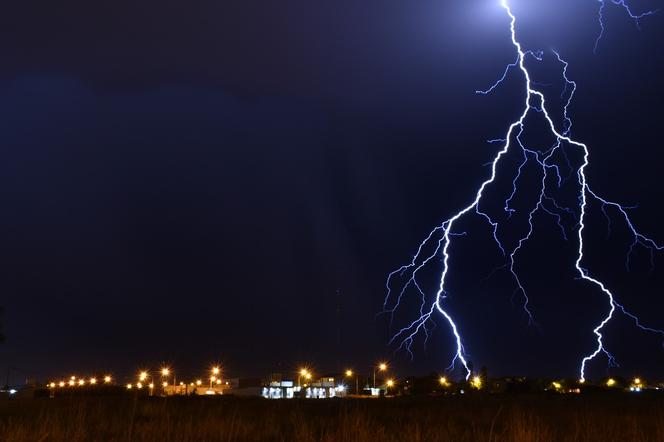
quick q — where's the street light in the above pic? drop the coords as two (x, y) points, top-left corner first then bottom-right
(373, 362), (388, 388)
(160, 367), (173, 391)
(386, 379), (395, 395)
(439, 376), (448, 387)
(298, 368), (310, 387)
(138, 371), (154, 395)
(630, 377), (643, 392)
(104, 376), (112, 384)
(345, 369), (359, 395)
(210, 367), (221, 388)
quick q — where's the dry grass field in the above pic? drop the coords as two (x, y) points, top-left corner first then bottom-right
(1, 393), (664, 441)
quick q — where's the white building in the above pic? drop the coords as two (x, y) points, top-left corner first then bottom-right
(261, 377), (347, 399)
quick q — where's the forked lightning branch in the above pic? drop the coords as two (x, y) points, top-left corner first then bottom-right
(384, 0), (664, 381)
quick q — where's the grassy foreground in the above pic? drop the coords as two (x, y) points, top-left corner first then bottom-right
(1, 393), (663, 441)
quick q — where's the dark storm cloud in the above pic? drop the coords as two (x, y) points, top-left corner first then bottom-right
(0, 0), (663, 381)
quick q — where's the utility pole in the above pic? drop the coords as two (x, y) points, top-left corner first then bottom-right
(336, 288), (342, 374)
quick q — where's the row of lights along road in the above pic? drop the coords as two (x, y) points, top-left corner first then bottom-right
(49, 375), (113, 388)
(126, 366), (224, 391)
(49, 362), (645, 394)
(47, 363), (402, 393)
(48, 370), (644, 394)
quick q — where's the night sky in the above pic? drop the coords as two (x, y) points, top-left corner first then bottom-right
(1, 0), (663, 384)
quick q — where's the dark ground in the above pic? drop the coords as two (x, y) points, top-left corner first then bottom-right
(1, 393), (663, 441)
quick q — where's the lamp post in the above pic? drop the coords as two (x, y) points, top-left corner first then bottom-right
(210, 367), (221, 389)
(139, 371), (153, 396)
(160, 367), (172, 395)
(386, 379), (394, 395)
(345, 369), (358, 395)
(373, 362), (387, 389)
(298, 368), (309, 387)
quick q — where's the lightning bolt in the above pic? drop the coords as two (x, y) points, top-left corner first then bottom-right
(384, 0), (663, 381)
(595, 0), (659, 53)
